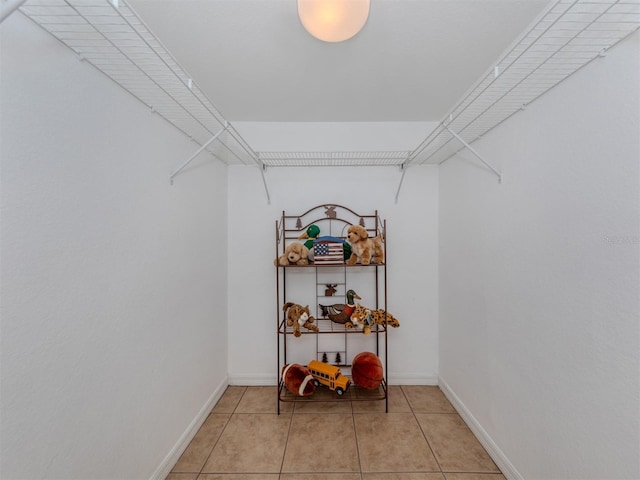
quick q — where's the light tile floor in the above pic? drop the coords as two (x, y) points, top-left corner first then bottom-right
(166, 386), (505, 480)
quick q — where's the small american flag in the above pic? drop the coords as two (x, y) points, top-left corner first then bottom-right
(313, 241), (344, 265)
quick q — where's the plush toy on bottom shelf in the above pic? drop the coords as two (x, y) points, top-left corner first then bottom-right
(351, 351), (384, 390)
(274, 241), (310, 266)
(283, 302), (319, 337)
(281, 363), (315, 396)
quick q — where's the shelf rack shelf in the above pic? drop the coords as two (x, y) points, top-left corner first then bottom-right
(278, 380), (388, 405)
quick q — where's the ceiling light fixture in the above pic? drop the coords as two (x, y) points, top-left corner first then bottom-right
(297, 0), (370, 43)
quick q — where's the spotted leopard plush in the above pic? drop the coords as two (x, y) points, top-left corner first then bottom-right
(369, 308), (400, 328)
(348, 304), (400, 334)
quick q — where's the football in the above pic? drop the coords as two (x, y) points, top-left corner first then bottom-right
(351, 351), (384, 390)
(281, 363), (316, 396)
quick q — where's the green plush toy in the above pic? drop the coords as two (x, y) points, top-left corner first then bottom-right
(298, 224), (321, 249)
(298, 224), (352, 261)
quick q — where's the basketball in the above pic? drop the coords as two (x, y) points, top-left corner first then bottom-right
(281, 363), (316, 396)
(351, 352), (383, 390)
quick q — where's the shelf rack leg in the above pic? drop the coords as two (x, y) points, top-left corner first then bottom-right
(276, 252), (281, 415)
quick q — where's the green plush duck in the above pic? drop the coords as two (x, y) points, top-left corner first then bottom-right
(319, 289), (361, 324)
(299, 224), (352, 261)
(298, 224), (321, 250)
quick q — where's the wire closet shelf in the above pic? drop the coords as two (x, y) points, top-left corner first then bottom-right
(18, 0), (261, 169)
(17, 0), (640, 168)
(259, 151), (412, 168)
(405, 0), (640, 167)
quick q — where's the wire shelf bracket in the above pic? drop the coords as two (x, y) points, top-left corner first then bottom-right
(444, 125), (503, 184)
(170, 122), (228, 185)
(259, 164), (272, 205)
(404, 0), (640, 169)
(394, 164), (408, 204)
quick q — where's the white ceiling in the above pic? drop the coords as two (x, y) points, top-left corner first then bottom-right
(127, 0), (551, 123)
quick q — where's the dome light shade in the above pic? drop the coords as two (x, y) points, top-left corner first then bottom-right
(297, 0), (370, 43)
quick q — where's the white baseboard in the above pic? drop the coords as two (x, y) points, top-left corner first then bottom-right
(228, 373), (277, 386)
(438, 377), (523, 480)
(150, 377), (229, 480)
(388, 372), (438, 385)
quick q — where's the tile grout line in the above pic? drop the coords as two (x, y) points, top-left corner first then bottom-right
(402, 385), (446, 476)
(196, 386), (247, 478)
(278, 400), (297, 476)
(195, 412), (233, 477)
(169, 385), (504, 479)
(348, 399), (365, 480)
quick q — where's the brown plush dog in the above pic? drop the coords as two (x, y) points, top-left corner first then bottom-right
(275, 242), (310, 266)
(345, 225), (384, 265)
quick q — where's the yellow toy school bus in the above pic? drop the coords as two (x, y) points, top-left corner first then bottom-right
(307, 360), (351, 396)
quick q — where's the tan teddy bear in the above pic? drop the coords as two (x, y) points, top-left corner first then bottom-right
(275, 241), (310, 266)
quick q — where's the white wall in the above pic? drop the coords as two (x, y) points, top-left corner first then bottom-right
(1, 14), (228, 480)
(439, 31), (640, 480)
(227, 164), (439, 385)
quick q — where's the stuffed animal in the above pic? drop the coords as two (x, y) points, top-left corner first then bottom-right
(370, 308), (400, 328)
(354, 303), (400, 328)
(348, 303), (374, 334)
(345, 225), (384, 265)
(299, 225), (352, 262)
(281, 363), (315, 396)
(283, 302), (319, 337)
(319, 289), (361, 324)
(275, 241), (310, 266)
(298, 224), (321, 249)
